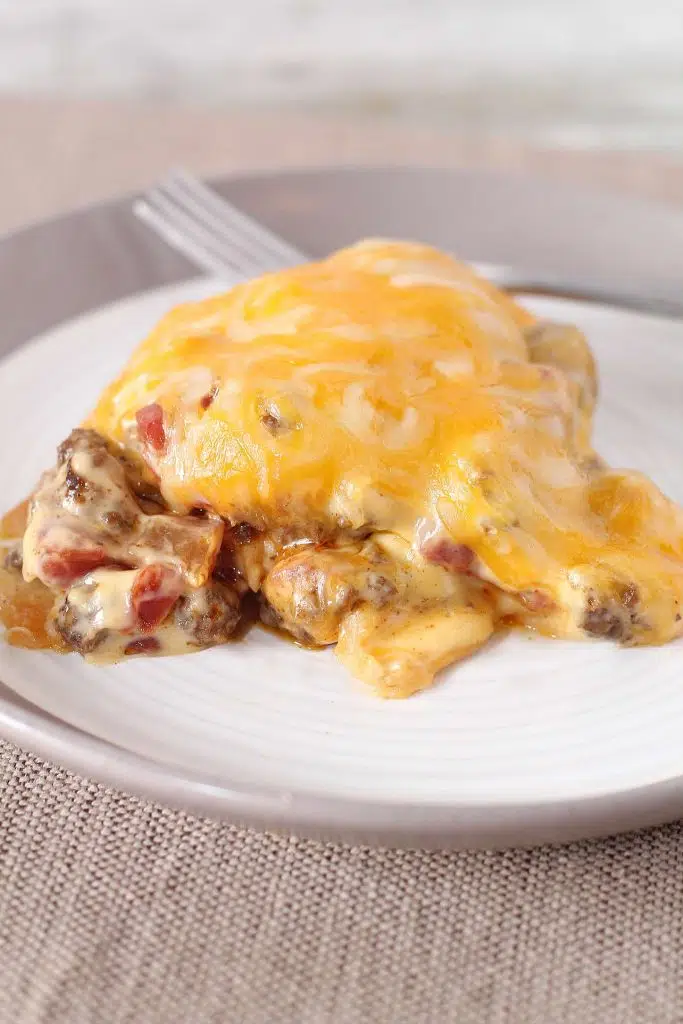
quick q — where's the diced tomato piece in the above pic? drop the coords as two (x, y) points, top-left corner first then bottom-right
(136, 403), (166, 452)
(39, 547), (112, 587)
(131, 564), (182, 631)
(124, 636), (161, 655)
(421, 538), (475, 573)
(199, 386), (217, 411)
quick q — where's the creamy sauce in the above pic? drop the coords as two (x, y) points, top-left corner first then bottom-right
(0, 501), (66, 651)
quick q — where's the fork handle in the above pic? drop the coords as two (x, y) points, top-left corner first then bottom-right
(477, 264), (683, 321)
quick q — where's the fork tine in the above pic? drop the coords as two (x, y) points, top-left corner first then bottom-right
(154, 181), (293, 276)
(156, 180), (299, 273)
(136, 190), (274, 280)
(146, 185), (282, 278)
(166, 168), (305, 267)
(134, 169), (309, 281)
(133, 199), (240, 279)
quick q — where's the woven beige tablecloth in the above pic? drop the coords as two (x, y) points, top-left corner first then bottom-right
(1, 97), (683, 1024)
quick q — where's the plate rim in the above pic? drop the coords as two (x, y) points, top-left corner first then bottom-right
(5, 681), (683, 850)
(3, 164), (683, 849)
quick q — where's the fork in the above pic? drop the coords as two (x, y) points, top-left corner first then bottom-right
(133, 168), (305, 280)
(134, 168), (683, 320)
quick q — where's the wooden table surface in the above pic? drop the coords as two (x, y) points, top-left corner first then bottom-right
(2, 96), (682, 237)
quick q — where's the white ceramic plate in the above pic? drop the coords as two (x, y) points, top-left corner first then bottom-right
(0, 169), (682, 848)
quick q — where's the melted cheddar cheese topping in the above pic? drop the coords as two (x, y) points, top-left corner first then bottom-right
(12, 239), (683, 696)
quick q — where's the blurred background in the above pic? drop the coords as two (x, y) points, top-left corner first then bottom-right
(1, 0), (682, 148)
